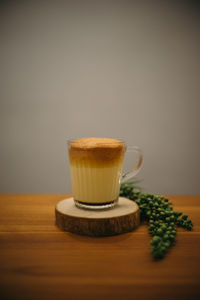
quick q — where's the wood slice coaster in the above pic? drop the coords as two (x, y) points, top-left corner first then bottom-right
(55, 197), (140, 237)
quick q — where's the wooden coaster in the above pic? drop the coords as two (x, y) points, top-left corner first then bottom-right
(55, 197), (140, 237)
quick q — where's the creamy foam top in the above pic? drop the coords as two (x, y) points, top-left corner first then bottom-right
(69, 137), (125, 167)
(70, 137), (123, 150)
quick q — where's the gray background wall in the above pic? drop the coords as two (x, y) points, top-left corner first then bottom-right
(0, 0), (200, 194)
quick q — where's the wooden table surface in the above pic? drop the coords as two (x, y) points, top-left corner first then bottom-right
(0, 195), (200, 300)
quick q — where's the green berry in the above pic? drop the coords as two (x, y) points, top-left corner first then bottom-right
(157, 228), (163, 236)
(163, 234), (169, 241)
(151, 236), (161, 245)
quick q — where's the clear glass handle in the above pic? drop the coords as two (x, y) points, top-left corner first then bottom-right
(121, 146), (143, 183)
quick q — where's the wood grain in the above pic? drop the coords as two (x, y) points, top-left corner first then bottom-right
(0, 194), (200, 300)
(55, 197), (140, 236)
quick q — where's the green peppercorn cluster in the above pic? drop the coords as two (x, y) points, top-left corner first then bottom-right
(120, 182), (193, 259)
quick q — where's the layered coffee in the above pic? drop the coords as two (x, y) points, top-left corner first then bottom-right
(68, 137), (126, 208)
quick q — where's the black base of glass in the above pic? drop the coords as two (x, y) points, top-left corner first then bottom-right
(74, 199), (118, 210)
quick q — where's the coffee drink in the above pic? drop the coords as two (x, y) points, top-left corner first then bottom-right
(68, 137), (126, 209)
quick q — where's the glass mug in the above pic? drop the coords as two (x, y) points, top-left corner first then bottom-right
(68, 138), (143, 210)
